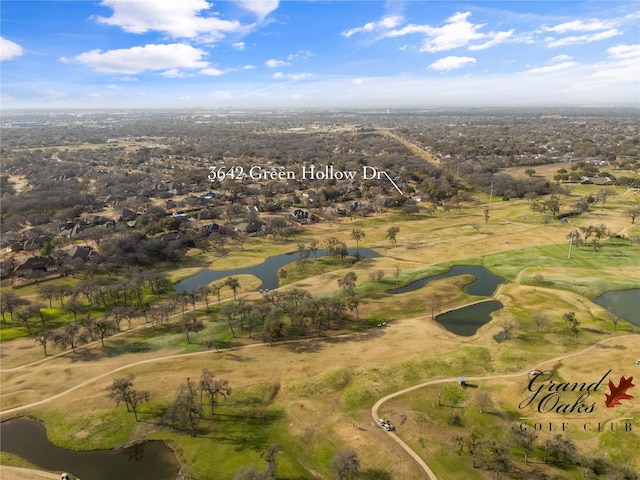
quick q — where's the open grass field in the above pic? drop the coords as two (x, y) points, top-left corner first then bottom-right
(1, 184), (639, 479)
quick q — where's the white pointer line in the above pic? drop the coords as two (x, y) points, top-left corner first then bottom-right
(383, 171), (404, 196)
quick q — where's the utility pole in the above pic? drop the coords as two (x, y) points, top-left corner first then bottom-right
(488, 180), (494, 208)
(568, 225), (575, 259)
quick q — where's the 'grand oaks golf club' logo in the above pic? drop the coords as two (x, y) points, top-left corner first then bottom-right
(518, 370), (635, 433)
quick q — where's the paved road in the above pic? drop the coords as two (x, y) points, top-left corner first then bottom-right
(371, 334), (639, 479)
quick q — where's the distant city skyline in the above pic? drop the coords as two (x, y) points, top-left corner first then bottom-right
(1, 0), (639, 109)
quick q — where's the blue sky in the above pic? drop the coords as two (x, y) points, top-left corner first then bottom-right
(1, 0), (639, 109)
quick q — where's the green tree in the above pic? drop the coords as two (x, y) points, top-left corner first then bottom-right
(544, 435), (577, 466)
(225, 276), (241, 300)
(351, 228), (365, 256)
(563, 311), (580, 343)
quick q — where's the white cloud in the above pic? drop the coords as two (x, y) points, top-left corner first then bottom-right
(525, 61), (578, 74)
(551, 54), (572, 63)
(543, 19), (614, 33)
(587, 43), (640, 84)
(236, 0), (279, 20)
(265, 59), (289, 68)
(233, 42), (246, 51)
(95, 0), (245, 41)
(342, 15), (404, 38)
(242, 64), (256, 70)
(272, 72), (312, 80)
(1, 37), (24, 61)
(64, 43), (209, 74)
(429, 55), (476, 72)
(468, 30), (514, 51)
(162, 68), (192, 78)
(200, 67), (225, 76)
(287, 50), (312, 61)
(547, 29), (621, 47)
(607, 44), (640, 60)
(351, 78), (368, 85)
(386, 11), (513, 53)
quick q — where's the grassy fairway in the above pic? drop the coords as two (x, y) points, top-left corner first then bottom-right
(1, 187), (639, 479)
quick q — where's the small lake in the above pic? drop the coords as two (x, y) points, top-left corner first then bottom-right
(387, 265), (505, 336)
(386, 264), (504, 297)
(592, 288), (640, 326)
(174, 248), (381, 293)
(435, 300), (504, 336)
(0, 418), (181, 480)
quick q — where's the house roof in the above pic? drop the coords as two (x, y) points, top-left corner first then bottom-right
(70, 246), (94, 260)
(15, 256), (56, 271)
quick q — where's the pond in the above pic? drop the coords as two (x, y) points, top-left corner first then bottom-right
(0, 418), (181, 480)
(436, 300), (504, 337)
(174, 248), (381, 293)
(592, 288), (640, 326)
(387, 265), (505, 336)
(386, 264), (504, 297)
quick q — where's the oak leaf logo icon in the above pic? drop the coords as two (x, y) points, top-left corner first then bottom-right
(604, 376), (635, 409)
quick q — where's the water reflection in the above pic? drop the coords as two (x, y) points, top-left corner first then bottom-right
(0, 418), (181, 480)
(386, 265), (504, 296)
(174, 248), (380, 293)
(592, 289), (640, 326)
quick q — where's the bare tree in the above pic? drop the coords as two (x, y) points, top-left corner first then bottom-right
(606, 311), (621, 331)
(532, 312), (549, 333)
(1, 292), (30, 324)
(199, 368), (231, 416)
(180, 315), (205, 344)
(33, 329), (54, 356)
(386, 226), (399, 246)
(474, 392), (493, 414)
(428, 294), (441, 320)
(499, 317), (518, 340)
(510, 425), (537, 464)
(261, 444), (280, 480)
(171, 378), (203, 437)
(624, 206), (640, 224)
(54, 322), (87, 349)
(369, 269), (384, 282)
(95, 319), (117, 347)
(331, 448), (360, 480)
(209, 283), (222, 304)
(197, 285), (211, 312)
(107, 375), (149, 422)
(38, 284), (57, 308)
(394, 264), (401, 284)
(337, 272), (357, 295)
